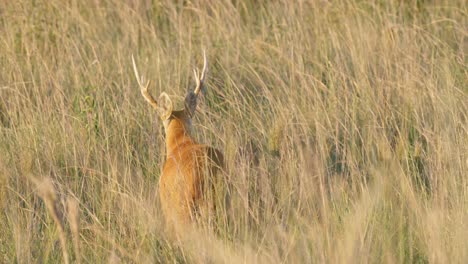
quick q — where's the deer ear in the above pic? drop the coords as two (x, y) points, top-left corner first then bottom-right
(157, 92), (173, 120)
(184, 91), (197, 117)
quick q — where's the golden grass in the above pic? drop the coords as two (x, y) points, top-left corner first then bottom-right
(0, 0), (467, 263)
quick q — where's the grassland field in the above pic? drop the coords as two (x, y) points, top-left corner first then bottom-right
(0, 0), (467, 263)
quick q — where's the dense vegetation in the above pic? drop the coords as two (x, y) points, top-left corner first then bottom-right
(0, 0), (466, 263)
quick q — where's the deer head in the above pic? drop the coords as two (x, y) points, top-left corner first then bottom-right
(131, 51), (208, 132)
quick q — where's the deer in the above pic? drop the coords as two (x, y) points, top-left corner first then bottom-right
(132, 51), (224, 235)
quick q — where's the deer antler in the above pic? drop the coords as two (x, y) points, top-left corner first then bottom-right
(132, 55), (159, 109)
(193, 50), (208, 96)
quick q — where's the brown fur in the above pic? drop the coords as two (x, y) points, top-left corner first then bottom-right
(159, 110), (224, 233)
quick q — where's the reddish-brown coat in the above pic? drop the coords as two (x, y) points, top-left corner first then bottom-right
(158, 111), (224, 232)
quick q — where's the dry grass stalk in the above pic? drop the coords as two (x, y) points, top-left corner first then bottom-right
(32, 177), (69, 264)
(67, 197), (80, 264)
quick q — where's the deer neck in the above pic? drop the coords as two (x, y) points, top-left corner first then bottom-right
(165, 118), (195, 158)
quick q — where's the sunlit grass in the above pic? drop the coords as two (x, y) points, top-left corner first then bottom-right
(0, 0), (466, 263)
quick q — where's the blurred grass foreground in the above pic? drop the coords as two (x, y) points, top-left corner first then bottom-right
(0, 0), (467, 263)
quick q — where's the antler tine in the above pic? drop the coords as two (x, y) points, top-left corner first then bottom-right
(131, 55), (146, 89)
(200, 50), (208, 82)
(193, 50), (208, 95)
(131, 54), (159, 110)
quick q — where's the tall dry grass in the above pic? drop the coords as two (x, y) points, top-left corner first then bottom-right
(0, 0), (467, 263)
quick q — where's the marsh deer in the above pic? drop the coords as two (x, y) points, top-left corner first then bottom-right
(132, 52), (224, 234)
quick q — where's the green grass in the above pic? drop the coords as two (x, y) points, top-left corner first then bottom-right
(0, 0), (467, 263)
